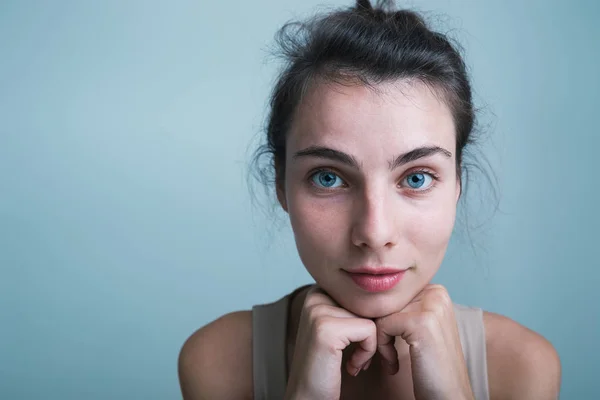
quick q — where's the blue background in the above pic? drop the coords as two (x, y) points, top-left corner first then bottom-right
(1, 0), (598, 398)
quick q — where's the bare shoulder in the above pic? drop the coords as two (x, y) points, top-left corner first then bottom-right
(178, 310), (254, 400)
(483, 310), (561, 400)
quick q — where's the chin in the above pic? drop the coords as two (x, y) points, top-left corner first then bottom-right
(323, 283), (414, 319)
(350, 294), (411, 319)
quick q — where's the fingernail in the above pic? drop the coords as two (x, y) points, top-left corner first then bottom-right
(363, 359), (372, 371)
(352, 367), (360, 376)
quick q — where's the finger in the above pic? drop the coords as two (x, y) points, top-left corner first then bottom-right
(304, 303), (359, 320)
(303, 287), (359, 319)
(304, 286), (342, 308)
(423, 283), (446, 292)
(376, 326), (399, 375)
(362, 357), (372, 371)
(392, 286), (431, 314)
(396, 284), (444, 314)
(377, 311), (426, 344)
(327, 318), (377, 376)
(376, 311), (431, 374)
(409, 283), (445, 301)
(405, 284), (436, 304)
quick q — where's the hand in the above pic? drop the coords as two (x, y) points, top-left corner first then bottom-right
(375, 284), (475, 400)
(284, 286), (377, 400)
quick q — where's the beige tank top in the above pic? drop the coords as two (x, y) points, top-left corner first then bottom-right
(252, 284), (490, 400)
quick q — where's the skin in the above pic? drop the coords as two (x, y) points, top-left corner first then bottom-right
(178, 78), (562, 400)
(279, 78), (460, 319)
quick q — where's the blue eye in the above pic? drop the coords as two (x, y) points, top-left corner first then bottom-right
(405, 172), (433, 189)
(311, 171), (344, 188)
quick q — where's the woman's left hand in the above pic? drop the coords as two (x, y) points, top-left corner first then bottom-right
(375, 284), (475, 400)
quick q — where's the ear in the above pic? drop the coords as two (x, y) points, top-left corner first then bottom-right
(276, 182), (288, 213)
(455, 171), (462, 203)
(274, 160), (289, 212)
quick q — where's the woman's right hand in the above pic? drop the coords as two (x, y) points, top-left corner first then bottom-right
(283, 286), (378, 400)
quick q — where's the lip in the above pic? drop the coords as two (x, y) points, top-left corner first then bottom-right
(345, 266), (406, 275)
(344, 268), (408, 292)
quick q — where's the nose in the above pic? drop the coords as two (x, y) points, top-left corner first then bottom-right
(350, 186), (398, 251)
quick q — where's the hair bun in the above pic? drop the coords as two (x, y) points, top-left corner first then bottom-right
(356, 0), (372, 10)
(356, 1), (398, 13)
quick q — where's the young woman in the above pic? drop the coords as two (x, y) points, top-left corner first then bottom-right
(178, 1), (561, 399)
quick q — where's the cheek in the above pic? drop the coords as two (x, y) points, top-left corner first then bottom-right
(289, 198), (347, 248)
(406, 198), (456, 260)
(287, 192), (351, 269)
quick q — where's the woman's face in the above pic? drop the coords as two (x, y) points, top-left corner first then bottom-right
(279, 79), (460, 318)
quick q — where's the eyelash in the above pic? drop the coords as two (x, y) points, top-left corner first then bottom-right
(307, 168), (441, 193)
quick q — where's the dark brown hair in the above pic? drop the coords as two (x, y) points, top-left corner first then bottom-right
(251, 0), (488, 204)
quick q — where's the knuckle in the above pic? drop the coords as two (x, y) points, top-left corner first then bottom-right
(304, 304), (333, 320)
(428, 288), (452, 312)
(303, 288), (333, 308)
(436, 294), (452, 309)
(363, 319), (378, 335)
(418, 311), (439, 331)
(428, 283), (446, 291)
(303, 305), (320, 321)
(302, 293), (320, 308)
(365, 318), (377, 332)
(312, 317), (335, 341)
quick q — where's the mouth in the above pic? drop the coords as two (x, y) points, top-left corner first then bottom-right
(344, 266), (406, 275)
(343, 268), (408, 292)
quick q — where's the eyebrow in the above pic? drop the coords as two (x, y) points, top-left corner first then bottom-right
(293, 145), (452, 171)
(389, 145), (453, 170)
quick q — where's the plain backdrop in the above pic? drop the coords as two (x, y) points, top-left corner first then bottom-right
(1, 0), (598, 398)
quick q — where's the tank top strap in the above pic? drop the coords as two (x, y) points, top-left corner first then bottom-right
(252, 284), (312, 400)
(453, 303), (490, 400)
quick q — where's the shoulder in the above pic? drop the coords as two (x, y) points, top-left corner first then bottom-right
(178, 310), (254, 400)
(482, 310), (561, 400)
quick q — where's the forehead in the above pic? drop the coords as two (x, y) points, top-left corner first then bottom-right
(288, 79), (456, 158)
